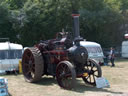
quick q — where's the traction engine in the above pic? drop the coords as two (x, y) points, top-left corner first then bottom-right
(22, 12), (102, 89)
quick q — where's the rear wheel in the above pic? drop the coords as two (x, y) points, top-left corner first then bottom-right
(82, 59), (102, 86)
(56, 61), (76, 89)
(22, 47), (44, 82)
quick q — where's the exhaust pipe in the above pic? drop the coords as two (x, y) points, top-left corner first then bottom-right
(72, 11), (83, 45)
(72, 12), (80, 38)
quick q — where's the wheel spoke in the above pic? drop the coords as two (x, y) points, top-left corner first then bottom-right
(26, 71), (31, 75)
(60, 64), (65, 71)
(58, 69), (63, 75)
(63, 65), (67, 72)
(91, 64), (94, 70)
(59, 74), (65, 79)
(93, 75), (96, 83)
(87, 65), (89, 70)
(94, 74), (98, 77)
(82, 59), (102, 86)
(90, 75), (95, 83)
(86, 75), (90, 80)
(88, 75), (91, 82)
(65, 73), (71, 77)
(31, 67), (35, 72)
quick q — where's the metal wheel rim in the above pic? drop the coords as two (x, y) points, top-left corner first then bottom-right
(56, 62), (74, 89)
(83, 59), (101, 85)
(22, 49), (35, 80)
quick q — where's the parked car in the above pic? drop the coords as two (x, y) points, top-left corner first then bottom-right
(80, 41), (104, 65)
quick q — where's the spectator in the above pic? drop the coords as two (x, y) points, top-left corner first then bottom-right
(109, 47), (115, 67)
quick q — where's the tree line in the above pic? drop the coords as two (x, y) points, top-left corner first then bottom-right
(0, 0), (128, 47)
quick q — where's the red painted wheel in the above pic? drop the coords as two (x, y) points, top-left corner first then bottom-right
(22, 47), (44, 83)
(56, 61), (76, 89)
(82, 59), (102, 86)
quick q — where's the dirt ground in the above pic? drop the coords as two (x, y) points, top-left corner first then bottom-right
(1, 58), (128, 96)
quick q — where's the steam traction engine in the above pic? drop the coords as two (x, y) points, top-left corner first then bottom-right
(22, 12), (102, 89)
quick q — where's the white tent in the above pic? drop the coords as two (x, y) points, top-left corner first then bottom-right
(122, 41), (128, 58)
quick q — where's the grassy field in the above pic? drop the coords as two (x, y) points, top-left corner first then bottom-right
(1, 58), (128, 96)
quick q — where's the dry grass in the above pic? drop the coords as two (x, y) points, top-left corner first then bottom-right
(1, 58), (128, 96)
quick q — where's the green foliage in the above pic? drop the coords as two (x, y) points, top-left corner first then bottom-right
(80, 0), (123, 47)
(0, 0), (128, 47)
(0, 2), (17, 42)
(6, 0), (26, 9)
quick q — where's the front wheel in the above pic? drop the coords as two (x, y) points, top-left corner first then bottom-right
(56, 61), (76, 89)
(82, 59), (102, 86)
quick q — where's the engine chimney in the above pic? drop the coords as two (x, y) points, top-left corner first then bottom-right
(72, 11), (83, 45)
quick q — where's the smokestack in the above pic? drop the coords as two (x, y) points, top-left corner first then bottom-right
(72, 11), (80, 38)
(72, 11), (83, 44)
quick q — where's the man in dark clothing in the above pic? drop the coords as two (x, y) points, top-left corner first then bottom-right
(109, 47), (115, 67)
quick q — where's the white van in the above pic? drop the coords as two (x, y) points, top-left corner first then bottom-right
(122, 41), (128, 58)
(80, 41), (104, 65)
(0, 42), (23, 73)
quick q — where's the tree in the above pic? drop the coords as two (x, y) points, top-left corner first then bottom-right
(0, 2), (17, 42)
(0, 0), (126, 48)
(79, 0), (123, 47)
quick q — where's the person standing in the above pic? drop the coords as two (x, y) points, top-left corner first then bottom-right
(109, 47), (115, 67)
